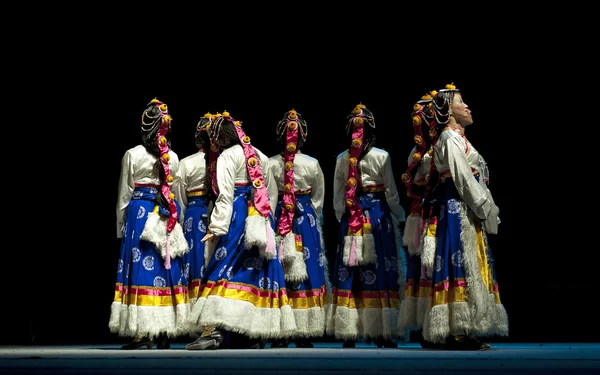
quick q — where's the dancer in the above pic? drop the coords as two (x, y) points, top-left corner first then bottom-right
(417, 83), (507, 350)
(269, 109), (331, 348)
(327, 103), (406, 348)
(186, 111), (296, 350)
(110, 98), (189, 350)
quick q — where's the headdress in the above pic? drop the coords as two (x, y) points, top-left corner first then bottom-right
(433, 82), (460, 126)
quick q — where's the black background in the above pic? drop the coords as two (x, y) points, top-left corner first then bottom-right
(8, 18), (596, 345)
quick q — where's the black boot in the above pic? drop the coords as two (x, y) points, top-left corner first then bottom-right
(419, 337), (443, 349)
(186, 327), (224, 350)
(374, 337), (397, 348)
(270, 338), (289, 348)
(342, 339), (355, 348)
(156, 333), (170, 349)
(121, 335), (153, 350)
(443, 335), (491, 351)
(294, 338), (313, 348)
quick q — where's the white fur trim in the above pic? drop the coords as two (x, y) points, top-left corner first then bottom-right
(283, 252), (308, 282)
(290, 306), (327, 338)
(192, 295), (297, 339)
(361, 307), (402, 339)
(326, 305), (359, 340)
(326, 305), (401, 340)
(140, 212), (189, 259)
(361, 234), (377, 265)
(422, 303), (452, 344)
(398, 296), (430, 331)
(459, 204), (494, 326)
(405, 215), (423, 255)
(422, 234), (436, 278)
(277, 232), (297, 264)
(342, 235), (363, 266)
(244, 214), (267, 250)
(109, 301), (190, 339)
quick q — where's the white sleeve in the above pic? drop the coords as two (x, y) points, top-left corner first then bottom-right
(382, 152), (406, 222)
(311, 161), (325, 216)
(175, 161), (188, 220)
(208, 152), (236, 236)
(264, 157), (279, 217)
(333, 156), (346, 222)
(444, 136), (492, 220)
(116, 151), (134, 238)
(169, 154), (183, 221)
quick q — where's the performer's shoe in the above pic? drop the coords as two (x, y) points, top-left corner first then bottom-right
(294, 338), (313, 348)
(443, 335), (491, 351)
(247, 339), (266, 349)
(270, 338), (289, 348)
(156, 333), (170, 349)
(419, 337), (443, 349)
(121, 335), (153, 350)
(185, 328), (223, 350)
(374, 337), (398, 348)
(342, 340), (356, 348)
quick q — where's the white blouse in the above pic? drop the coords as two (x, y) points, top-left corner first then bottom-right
(333, 147), (405, 223)
(269, 151), (325, 215)
(176, 150), (208, 216)
(116, 144), (181, 238)
(208, 144), (278, 236)
(433, 129), (493, 220)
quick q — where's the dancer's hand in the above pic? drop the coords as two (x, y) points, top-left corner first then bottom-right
(201, 230), (219, 243)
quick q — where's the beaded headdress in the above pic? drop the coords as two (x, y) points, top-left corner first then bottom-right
(433, 83), (460, 126)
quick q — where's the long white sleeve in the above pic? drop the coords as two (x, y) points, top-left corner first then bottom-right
(175, 160), (188, 219)
(311, 161), (325, 216)
(443, 135), (491, 220)
(333, 152), (347, 222)
(381, 152), (405, 222)
(208, 151), (236, 236)
(116, 151), (134, 238)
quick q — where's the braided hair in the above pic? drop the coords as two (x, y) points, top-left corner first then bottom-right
(401, 91), (436, 218)
(196, 112), (219, 203)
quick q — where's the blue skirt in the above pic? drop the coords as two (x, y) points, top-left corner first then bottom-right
(328, 191), (403, 340)
(423, 178), (508, 343)
(109, 186), (190, 339)
(274, 193), (331, 338)
(181, 195), (210, 304)
(190, 185), (297, 339)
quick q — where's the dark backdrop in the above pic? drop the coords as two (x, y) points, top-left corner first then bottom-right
(8, 29), (596, 345)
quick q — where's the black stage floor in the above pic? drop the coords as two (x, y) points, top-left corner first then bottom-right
(1, 342), (599, 375)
